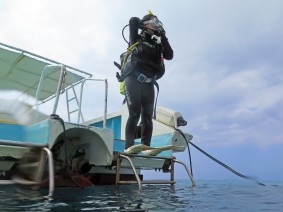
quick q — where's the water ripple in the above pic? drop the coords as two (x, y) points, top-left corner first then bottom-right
(0, 180), (282, 211)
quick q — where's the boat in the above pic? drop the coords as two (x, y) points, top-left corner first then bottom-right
(0, 42), (195, 197)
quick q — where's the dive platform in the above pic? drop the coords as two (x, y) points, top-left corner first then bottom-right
(114, 152), (195, 191)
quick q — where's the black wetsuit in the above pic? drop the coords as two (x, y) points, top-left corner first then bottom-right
(124, 17), (173, 149)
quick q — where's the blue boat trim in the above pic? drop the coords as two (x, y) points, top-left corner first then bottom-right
(0, 120), (50, 144)
(90, 116), (122, 139)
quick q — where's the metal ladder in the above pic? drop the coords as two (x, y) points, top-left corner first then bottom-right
(114, 152), (196, 191)
(66, 85), (84, 123)
(0, 140), (54, 198)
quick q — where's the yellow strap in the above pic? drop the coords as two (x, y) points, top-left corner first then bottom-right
(127, 41), (139, 51)
(119, 41), (140, 95)
(148, 10), (153, 15)
(120, 81), (125, 95)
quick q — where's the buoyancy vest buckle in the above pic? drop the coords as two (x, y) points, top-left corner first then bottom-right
(136, 72), (153, 83)
(134, 69), (156, 84)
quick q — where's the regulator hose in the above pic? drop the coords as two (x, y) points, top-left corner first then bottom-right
(122, 24), (129, 45)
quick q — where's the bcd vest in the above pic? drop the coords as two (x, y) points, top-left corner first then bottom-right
(114, 38), (165, 95)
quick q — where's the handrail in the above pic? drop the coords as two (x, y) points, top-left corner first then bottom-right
(119, 154), (142, 191)
(34, 64), (65, 122)
(174, 159), (196, 186)
(0, 144), (54, 197)
(52, 65), (66, 115)
(43, 147), (54, 197)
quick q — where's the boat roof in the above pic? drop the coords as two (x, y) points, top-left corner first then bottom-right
(0, 42), (92, 101)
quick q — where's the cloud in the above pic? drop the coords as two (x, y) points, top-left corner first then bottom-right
(0, 0), (116, 66)
(1, 0), (283, 148)
(180, 65), (283, 146)
(157, 1), (283, 147)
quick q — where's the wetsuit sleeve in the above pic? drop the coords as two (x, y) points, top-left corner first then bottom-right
(162, 36), (174, 60)
(129, 17), (141, 46)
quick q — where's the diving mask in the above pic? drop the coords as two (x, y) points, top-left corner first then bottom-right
(143, 17), (163, 29)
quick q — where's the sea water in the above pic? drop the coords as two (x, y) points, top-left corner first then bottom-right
(0, 180), (282, 211)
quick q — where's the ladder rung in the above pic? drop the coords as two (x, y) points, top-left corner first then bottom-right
(12, 176), (41, 185)
(0, 180), (16, 185)
(67, 97), (76, 102)
(141, 180), (176, 184)
(69, 109), (78, 114)
(118, 180), (176, 184)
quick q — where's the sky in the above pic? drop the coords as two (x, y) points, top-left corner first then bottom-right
(0, 0), (282, 182)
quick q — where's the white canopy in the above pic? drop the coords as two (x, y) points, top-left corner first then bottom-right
(0, 42), (92, 101)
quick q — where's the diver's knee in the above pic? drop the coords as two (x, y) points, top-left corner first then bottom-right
(128, 112), (140, 123)
(142, 118), (152, 127)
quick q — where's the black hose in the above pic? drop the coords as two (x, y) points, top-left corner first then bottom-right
(122, 24), (129, 45)
(175, 128), (193, 177)
(176, 128), (265, 186)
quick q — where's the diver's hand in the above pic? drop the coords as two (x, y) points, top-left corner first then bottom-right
(156, 25), (166, 38)
(157, 26), (168, 42)
(151, 35), (161, 44)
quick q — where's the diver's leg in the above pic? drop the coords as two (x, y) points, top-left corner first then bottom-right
(124, 76), (141, 149)
(140, 83), (155, 146)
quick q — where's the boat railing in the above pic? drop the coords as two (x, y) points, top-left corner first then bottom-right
(34, 65), (108, 126)
(34, 64), (67, 123)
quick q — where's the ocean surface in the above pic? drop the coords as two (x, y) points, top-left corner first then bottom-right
(0, 179), (282, 211)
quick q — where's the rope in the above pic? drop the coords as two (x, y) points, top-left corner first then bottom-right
(176, 128), (265, 186)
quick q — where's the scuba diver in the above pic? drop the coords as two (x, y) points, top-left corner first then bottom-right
(120, 12), (174, 150)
